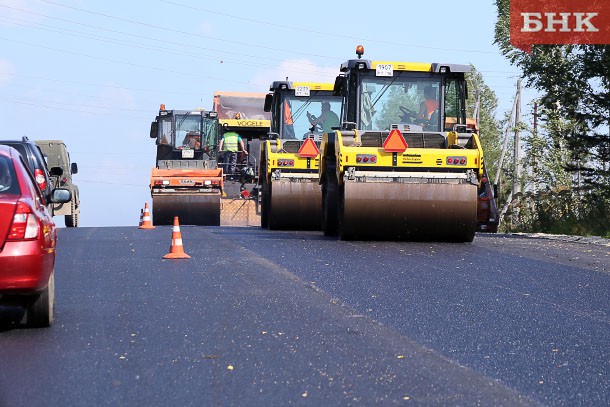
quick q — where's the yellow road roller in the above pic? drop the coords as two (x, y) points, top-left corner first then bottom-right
(319, 46), (485, 241)
(260, 81), (341, 229)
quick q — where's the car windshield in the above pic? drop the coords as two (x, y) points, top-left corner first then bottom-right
(360, 73), (442, 132)
(0, 156), (20, 195)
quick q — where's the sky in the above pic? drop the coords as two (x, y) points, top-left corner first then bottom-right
(0, 0), (538, 227)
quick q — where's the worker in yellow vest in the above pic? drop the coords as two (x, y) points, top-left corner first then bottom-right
(218, 128), (248, 179)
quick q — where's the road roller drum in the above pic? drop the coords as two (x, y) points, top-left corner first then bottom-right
(340, 180), (477, 241)
(268, 180), (321, 230)
(152, 194), (220, 226)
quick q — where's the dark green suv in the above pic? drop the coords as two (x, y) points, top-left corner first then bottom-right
(35, 140), (80, 227)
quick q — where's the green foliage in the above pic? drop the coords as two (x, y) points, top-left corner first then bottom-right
(374, 87), (418, 130)
(494, 0), (610, 237)
(465, 65), (502, 182)
(504, 189), (610, 238)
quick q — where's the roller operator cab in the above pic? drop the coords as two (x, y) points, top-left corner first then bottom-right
(149, 106), (223, 226)
(320, 46), (486, 241)
(260, 81), (341, 230)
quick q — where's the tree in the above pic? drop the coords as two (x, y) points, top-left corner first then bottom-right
(465, 65), (502, 181)
(494, 0), (610, 236)
(494, 0), (610, 186)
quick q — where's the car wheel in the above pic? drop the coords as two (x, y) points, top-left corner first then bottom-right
(27, 272), (55, 328)
(65, 199), (78, 227)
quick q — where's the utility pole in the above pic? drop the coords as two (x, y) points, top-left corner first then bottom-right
(532, 101), (538, 192)
(473, 86), (481, 127)
(533, 101), (538, 137)
(496, 90), (517, 224)
(513, 79), (522, 197)
(494, 90), (518, 188)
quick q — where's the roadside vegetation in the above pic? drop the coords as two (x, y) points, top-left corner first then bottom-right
(471, 1), (610, 238)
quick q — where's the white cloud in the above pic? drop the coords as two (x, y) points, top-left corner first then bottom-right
(0, 59), (15, 87)
(251, 59), (338, 88)
(98, 83), (136, 110)
(198, 21), (214, 35)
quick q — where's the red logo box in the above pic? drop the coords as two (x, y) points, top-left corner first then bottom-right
(510, 0), (610, 52)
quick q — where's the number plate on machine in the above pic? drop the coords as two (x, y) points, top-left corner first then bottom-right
(295, 86), (310, 97)
(376, 64), (393, 77)
(181, 149), (194, 158)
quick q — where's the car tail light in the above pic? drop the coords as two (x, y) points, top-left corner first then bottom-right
(34, 168), (47, 191)
(8, 201), (40, 240)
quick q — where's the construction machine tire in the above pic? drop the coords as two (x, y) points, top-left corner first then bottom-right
(261, 179), (270, 228)
(152, 193), (220, 226)
(268, 181), (321, 230)
(322, 161), (339, 237)
(339, 182), (477, 242)
(260, 157), (270, 228)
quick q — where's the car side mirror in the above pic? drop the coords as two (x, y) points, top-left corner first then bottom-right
(50, 166), (64, 177)
(71, 162), (78, 174)
(51, 188), (71, 204)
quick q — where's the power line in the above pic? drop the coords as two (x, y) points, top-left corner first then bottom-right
(161, 0), (498, 55)
(37, 0), (340, 60)
(5, 95), (150, 112)
(0, 36), (264, 86)
(0, 72), (201, 95)
(0, 17), (321, 76)
(2, 97), (151, 118)
(0, 10), (338, 74)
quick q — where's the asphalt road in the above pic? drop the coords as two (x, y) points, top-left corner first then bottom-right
(0, 226), (609, 406)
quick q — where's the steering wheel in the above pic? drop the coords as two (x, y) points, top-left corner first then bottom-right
(399, 106), (417, 122)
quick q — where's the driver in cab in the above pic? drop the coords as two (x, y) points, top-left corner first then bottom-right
(181, 131), (201, 149)
(419, 85), (439, 121)
(307, 102), (340, 133)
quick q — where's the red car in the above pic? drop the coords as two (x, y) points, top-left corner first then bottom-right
(0, 145), (71, 327)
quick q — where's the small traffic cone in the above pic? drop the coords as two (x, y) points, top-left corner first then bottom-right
(138, 208), (144, 227)
(139, 203), (155, 229)
(163, 216), (191, 259)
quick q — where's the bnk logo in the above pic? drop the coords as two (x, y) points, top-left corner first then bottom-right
(510, 0), (610, 52)
(521, 13), (599, 33)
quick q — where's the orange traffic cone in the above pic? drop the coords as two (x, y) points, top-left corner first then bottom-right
(139, 203), (155, 229)
(163, 216), (191, 259)
(138, 208), (144, 227)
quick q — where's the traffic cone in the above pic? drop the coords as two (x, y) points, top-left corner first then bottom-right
(163, 216), (191, 259)
(138, 208), (143, 227)
(139, 203), (155, 229)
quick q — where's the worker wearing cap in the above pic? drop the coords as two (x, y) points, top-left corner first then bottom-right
(218, 129), (247, 179)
